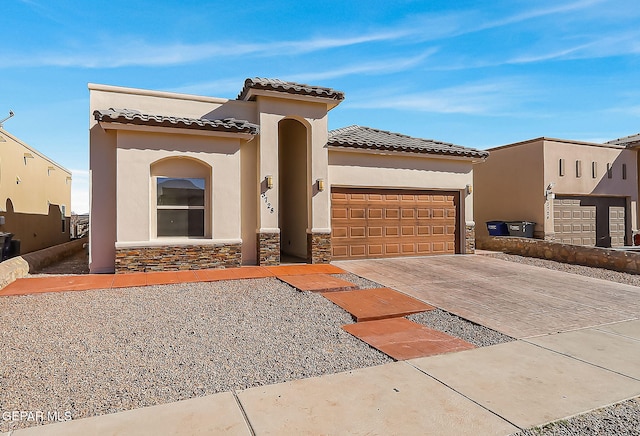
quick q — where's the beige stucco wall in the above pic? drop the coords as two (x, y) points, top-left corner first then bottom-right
(89, 84), (257, 273)
(473, 140), (545, 238)
(328, 149), (477, 252)
(542, 139), (638, 234)
(114, 131), (242, 244)
(0, 129), (71, 253)
(255, 97), (331, 234)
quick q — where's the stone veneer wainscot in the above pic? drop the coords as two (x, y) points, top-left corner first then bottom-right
(257, 232), (280, 266)
(115, 243), (242, 273)
(465, 223), (476, 254)
(307, 232), (331, 264)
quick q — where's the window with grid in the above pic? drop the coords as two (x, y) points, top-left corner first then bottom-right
(156, 177), (205, 237)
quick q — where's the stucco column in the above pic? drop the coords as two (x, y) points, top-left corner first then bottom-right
(307, 114), (332, 263)
(256, 111), (281, 265)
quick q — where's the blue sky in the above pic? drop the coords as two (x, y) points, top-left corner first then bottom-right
(2, 0), (639, 213)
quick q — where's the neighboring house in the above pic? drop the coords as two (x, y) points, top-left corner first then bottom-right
(0, 128), (71, 254)
(70, 213), (89, 239)
(474, 137), (638, 247)
(607, 133), (640, 148)
(89, 78), (487, 273)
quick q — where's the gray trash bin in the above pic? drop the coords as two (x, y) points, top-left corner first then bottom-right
(506, 222), (535, 238)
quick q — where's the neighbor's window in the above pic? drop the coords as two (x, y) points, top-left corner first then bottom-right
(622, 164), (627, 180)
(575, 160), (582, 178)
(607, 163), (613, 179)
(591, 162), (597, 179)
(156, 177), (205, 237)
(559, 159), (565, 176)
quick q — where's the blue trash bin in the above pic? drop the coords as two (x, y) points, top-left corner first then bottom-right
(486, 221), (509, 236)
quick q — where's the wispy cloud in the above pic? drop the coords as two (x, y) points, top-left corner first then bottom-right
(473, 0), (605, 32)
(2, 29), (410, 69)
(347, 80), (533, 116)
(285, 50), (438, 82)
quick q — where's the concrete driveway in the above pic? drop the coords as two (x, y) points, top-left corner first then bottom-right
(334, 255), (640, 338)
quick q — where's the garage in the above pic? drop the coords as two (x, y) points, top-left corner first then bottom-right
(553, 196), (626, 247)
(331, 187), (459, 260)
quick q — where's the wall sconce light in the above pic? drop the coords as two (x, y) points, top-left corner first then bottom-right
(545, 182), (555, 200)
(16, 176), (21, 184)
(466, 184), (473, 195)
(266, 175), (273, 189)
(317, 178), (325, 192)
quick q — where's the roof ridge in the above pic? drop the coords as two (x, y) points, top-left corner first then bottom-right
(237, 77), (345, 101)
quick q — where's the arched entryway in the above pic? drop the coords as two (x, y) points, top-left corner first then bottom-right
(278, 118), (309, 261)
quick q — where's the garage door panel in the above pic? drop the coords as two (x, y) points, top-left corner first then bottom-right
(385, 244), (400, 255)
(332, 227), (347, 238)
(368, 244), (383, 255)
(385, 209), (399, 219)
(331, 188), (458, 260)
(368, 208), (383, 219)
(553, 197), (596, 246)
(401, 226), (415, 236)
(350, 227), (366, 238)
(332, 207), (348, 219)
(401, 208), (415, 218)
(385, 226), (399, 236)
(368, 227), (383, 237)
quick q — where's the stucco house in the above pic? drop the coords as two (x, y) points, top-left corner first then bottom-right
(0, 128), (71, 254)
(89, 78), (488, 273)
(474, 137), (638, 247)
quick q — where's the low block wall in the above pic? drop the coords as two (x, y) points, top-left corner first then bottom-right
(477, 236), (640, 274)
(0, 237), (88, 289)
(22, 237), (88, 273)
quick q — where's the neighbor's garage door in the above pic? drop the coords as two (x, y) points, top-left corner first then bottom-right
(553, 198), (596, 246)
(331, 188), (458, 260)
(610, 206), (625, 247)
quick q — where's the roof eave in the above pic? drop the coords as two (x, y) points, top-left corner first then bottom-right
(241, 88), (343, 110)
(96, 121), (257, 141)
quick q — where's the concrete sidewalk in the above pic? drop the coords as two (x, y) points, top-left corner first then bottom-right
(8, 319), (640, 435)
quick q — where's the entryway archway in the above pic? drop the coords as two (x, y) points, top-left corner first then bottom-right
(278, 118), (309, 261)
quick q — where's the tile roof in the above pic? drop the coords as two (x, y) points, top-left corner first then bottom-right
(328, 125), (489, 159)
(237, 78), (345, 101)
(607, 133), (640, 148)
(93, 108), (259, 135)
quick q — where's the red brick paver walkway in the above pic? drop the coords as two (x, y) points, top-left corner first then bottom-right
(0, 266), (279, 296)
(343, 318), (475, 360)
(323, 287), (434, 322)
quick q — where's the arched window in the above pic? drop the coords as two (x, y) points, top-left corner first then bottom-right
(150, 157), (211, 238)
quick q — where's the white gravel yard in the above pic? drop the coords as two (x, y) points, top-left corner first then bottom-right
(0, 277), (392, 431)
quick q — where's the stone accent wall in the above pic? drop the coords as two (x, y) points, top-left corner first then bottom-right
(257, 232), (280, 266)
(307, 232), (331, 264)
(464, 224), (476, 254)
(477, 236), (640, 274)
(115, 243), (242, 273)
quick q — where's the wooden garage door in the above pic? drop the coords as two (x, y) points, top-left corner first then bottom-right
(553, 198), (596, 246)
(331, 188), (458, 260)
